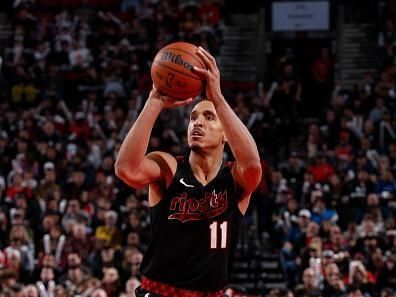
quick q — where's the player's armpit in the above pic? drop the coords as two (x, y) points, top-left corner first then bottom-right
(237, 192), (252, 215)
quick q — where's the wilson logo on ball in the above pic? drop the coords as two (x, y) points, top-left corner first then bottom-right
(161, 51), (194, 71)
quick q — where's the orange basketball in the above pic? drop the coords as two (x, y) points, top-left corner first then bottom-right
(151, 42), (205, 100)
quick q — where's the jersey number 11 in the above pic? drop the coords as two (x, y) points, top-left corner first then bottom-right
(209, 221), (228, 249)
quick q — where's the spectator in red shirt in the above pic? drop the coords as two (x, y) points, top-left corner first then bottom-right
(312, 48), (333, 84)
(308, 153), (335, 183)
(335, 131), (352, 161)
(4, 172), (32, 203)
(69, 112), (90, 142)
(198, 0), (221, 27)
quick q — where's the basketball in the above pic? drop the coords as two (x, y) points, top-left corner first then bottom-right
(151, 42), (205, 100)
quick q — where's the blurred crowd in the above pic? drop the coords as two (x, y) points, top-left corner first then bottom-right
(0, 0), (395, 297)
(259, 1), (396, 297)
(0, 0), (224, 296)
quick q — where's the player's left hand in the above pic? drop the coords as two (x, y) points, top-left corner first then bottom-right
(148, 84), (194, 110)
(193, 46), (224, 105)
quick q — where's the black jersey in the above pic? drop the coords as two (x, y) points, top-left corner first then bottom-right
(140, 156), (244, 292)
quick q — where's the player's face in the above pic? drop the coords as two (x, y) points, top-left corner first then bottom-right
(188, 100), (225, 152)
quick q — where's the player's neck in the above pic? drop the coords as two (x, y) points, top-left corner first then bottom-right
(189, 151), (223, 184)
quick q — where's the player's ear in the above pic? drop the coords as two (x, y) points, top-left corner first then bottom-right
(222, 133), (228, 144)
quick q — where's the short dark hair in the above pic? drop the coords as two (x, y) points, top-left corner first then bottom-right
(278, 288), (292, 297)
(347, 284), (361, 294)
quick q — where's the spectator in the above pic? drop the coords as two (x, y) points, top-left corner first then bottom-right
(346, 285), (365, 297)
(120, 278), (140, 297)
(322, 263), (346, 297)
(377, 252), (396, 289)
(22, 284), (39, 297)
(309, 47), (334, 115)
(345, 261), (376, 296)
(308, 153), (335, 183)
(310, 195), (338, 225)
(61, 199), (90, 233)
(58, 252), (91, 293)
(5, 225), (35, 276)
(63, 222), (94, 260)
(102, 267), (122, 297)
(294, 267), (322, 297)
(95, 210), (122, 250)
(91, 288), (108, 297)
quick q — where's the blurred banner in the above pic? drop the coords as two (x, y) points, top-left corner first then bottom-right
(272, 1), (329, 31)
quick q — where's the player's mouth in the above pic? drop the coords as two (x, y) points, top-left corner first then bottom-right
(190, 129), (204, 138)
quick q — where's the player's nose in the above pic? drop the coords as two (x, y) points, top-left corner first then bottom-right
(193, 115), (205, 127)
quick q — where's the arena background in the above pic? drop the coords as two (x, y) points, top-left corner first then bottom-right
(0, 0), (395, 296)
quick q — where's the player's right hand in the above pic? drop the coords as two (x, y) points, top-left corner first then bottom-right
(148, 85), (193, 109)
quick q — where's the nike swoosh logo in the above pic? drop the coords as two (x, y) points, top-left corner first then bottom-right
(180, 178), (194, 188)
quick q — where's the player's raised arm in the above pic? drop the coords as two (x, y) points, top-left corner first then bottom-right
(194, 47), (262, 194)
(114, 86), (193, 189)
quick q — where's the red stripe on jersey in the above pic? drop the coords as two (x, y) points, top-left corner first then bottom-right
(141, 277), (225, 297)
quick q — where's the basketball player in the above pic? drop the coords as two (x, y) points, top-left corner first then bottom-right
(115, 47), (262, 297)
